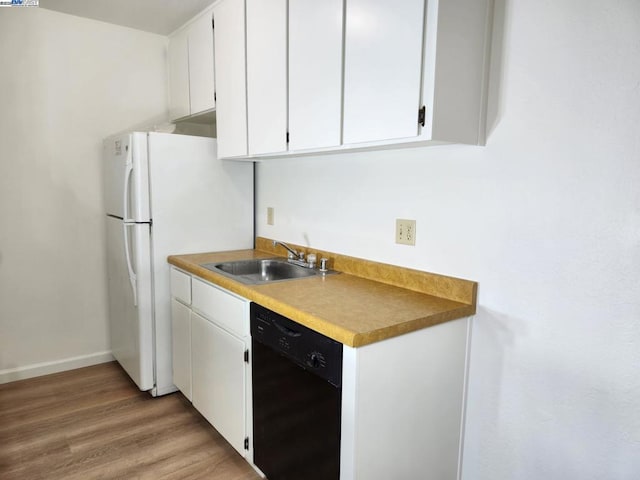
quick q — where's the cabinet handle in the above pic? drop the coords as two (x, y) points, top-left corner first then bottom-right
(418, 105), (426, 127)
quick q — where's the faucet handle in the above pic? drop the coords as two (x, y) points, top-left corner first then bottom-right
(307, 253), (317, 269)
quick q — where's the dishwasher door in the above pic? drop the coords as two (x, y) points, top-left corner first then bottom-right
(251, 303), (342, 480)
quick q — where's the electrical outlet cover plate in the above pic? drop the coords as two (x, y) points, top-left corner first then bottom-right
(267, 207), (274, 225)
(396, 219), (416, 246)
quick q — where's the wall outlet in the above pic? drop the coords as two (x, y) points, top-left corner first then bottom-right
(396, 219), (416, 246)
(267, 207), (275, 225)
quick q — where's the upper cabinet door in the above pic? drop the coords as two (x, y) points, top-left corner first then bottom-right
(168, 28), (190, 121)
(188, 10), (216, 114)
(246, 0), (287, 155)
(288, 0), (343, 151)
(213, 0), (248, 158)
(343, 0), (426, 145)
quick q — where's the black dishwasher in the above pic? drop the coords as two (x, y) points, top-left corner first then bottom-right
(250, 303), (342, 480)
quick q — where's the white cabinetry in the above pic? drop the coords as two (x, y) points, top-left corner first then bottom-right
(171, 300), (192, 400)
(171, 264), (471, 477)
(341, 317), (471, 480)
(288, 0), (343, 151)
(192, 311), (247, 455)
(168, 28), (190, 121)
(209, 0), (491, 159)
(419, 0), (492, 145)
(169, 268), (252, 459)
(246, 0), (287, 155)
(170, 268), (192, 400)
(342, 0), (425, 145)
(244, 0), (343, 154)
(168, 7), (215, 120)
(213, 0), (248, 158)
(188, 11), (216, 114)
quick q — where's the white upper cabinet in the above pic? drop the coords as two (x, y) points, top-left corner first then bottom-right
(246, 0), (288, 155)
(168, 27), (190, 121)
(244, 0), (343, 155)
(168, 7), (215, 120)
(343, 0), (425, 145)
(207, 0), (492, 159)
(213, 0), (248, 158)
(188, 10), (216, 114)
(419, 0), (492, 145)
(288, 0), (344, 151)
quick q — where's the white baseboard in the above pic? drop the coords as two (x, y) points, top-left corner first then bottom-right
(0, 351), (115, 384)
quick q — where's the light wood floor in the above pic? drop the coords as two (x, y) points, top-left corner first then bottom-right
(0, 362), (262, 480)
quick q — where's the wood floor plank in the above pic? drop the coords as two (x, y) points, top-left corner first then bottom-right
(0, 362), (261, 480)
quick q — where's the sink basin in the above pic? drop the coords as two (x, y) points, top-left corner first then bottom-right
(201, 258), (328, 284)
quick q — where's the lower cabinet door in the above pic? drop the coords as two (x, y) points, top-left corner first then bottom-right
(171, 298), (192, 400)
(191, 311), (247, 456)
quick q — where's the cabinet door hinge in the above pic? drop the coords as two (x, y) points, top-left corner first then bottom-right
(244, 349), (249, 363)
(244, 437), (249, 450)
(418, 105), (426, 127)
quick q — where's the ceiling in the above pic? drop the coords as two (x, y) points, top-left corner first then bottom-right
(39, 0), (215, 35)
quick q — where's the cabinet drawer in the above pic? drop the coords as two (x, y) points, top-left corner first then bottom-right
(171, 268), (192, 305)
(192, 278), (249, 338)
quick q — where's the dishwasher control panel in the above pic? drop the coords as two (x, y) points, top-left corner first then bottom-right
(250, 303), (343, 387)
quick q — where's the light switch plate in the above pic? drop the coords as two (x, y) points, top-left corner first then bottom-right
(396, 219), (416, 246)
(267, 207), (275, 225)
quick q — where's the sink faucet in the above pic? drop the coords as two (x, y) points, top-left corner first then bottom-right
(273, 240), (303, 260)
(273, 240), (314, 268)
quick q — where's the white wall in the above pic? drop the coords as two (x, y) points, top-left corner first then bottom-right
(256, 1), (640, 478)
(0, 8), (168, 381)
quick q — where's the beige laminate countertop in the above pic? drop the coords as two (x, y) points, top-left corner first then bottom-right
(168, 237), (477, 348)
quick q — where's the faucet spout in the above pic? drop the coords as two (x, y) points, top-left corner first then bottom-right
(272, 240), (300, 259)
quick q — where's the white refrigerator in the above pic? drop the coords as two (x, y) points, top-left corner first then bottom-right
(103, 131), (253, 396)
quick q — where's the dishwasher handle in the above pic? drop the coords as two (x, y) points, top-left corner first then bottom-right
(272, 319), (302, 338)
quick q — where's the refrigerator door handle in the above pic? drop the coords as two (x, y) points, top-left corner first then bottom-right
(123, 154), (134, 222)
(123, 223), (138, 306)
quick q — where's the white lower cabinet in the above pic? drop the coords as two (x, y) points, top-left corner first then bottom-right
(192, 311), (247, 456)
(170, 268), (192, 400)
(340, 317), (471, 480)
(170, 268), (251, 459)
(171, 267), (470, 478)
(171, 298), (192, 400)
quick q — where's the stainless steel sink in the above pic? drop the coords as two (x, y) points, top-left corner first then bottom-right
(201, 258), (333, 284)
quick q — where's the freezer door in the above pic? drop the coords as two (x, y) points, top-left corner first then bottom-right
(106, 216), (154, 391)
(103, 133), (151, 222)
